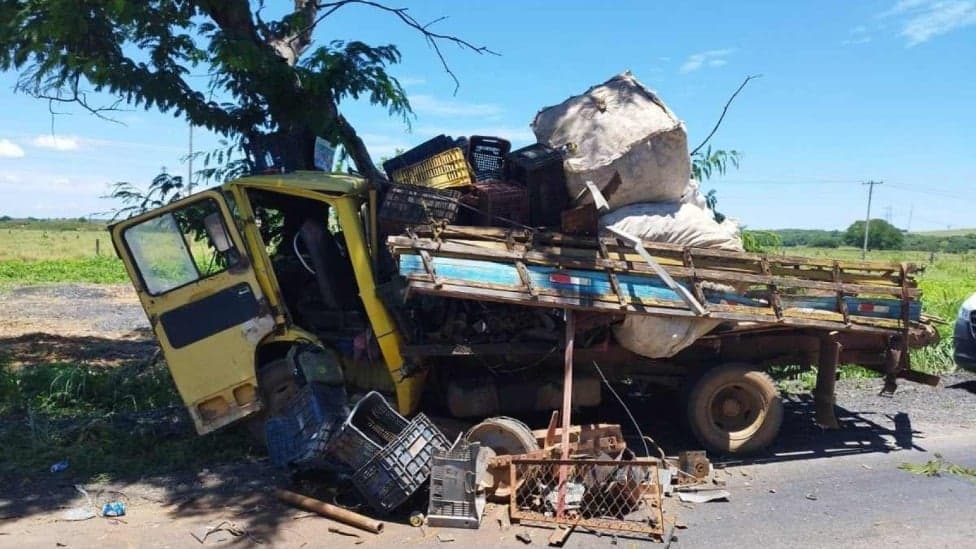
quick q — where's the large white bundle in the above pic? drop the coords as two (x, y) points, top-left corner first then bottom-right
(531, 72), (690, 210)
(601, 200), (743, 358)
(600, 201), (744, 251)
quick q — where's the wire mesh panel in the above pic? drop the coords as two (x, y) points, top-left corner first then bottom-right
(509, 459), (664, 537)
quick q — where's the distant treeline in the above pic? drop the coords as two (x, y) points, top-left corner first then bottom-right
(769, 227), (976, 252)
(0, 216), (108, 231)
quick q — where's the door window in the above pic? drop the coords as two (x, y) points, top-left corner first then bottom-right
(123, 198), (240, 295)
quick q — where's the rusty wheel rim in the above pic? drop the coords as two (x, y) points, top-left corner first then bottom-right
(708, 382), (765, 435)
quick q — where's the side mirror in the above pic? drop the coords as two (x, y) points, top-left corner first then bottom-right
(203, 212), (233, 253)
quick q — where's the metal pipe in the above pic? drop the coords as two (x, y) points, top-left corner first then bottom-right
(275, 489), (384, 534)
(556, 309), (575, 518)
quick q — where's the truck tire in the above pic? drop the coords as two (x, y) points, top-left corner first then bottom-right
(245, 359), (298, 445)
(686, 363), (782, 455)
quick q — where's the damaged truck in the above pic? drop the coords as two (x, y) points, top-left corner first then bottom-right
(109, 74), (940, 457)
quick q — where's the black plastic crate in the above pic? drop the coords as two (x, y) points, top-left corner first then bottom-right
(507, 143), (569, 228)
(265, 385), (328, 467)
(351, 413), (449, 513)
(322, 391), (409, 471)
(379, 184), (461, 228)
(467, 136), (511, 182)
(459, 181), (529, 227)
(382, 135), (456, 175)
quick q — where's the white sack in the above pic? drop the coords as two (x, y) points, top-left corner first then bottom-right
(601, 201), (743, 358)
(531, 72), (690, 210)
(599, 202), (744, 251)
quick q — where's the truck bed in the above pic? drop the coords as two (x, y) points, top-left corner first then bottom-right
(388, 226), (926, 336)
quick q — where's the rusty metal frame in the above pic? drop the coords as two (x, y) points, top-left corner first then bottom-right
(508, 458), (665, 537)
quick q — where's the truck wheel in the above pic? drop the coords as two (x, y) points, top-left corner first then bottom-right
(245, 359), (298, 445)
(686, 363), (782, 455)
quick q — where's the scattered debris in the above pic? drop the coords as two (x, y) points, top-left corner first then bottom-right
(805, 494), (818, 501)
(276, 489), (384, 534)
(328, 526), (364, 545)
(677, 489), (731, 504)
(899, 453), (976, 481)
(60, 485), (95, 521)
(678, 451), (711, 480)
(548, 525), (574, 546)
(769, 489), (777, 494)
(437, 533), (456, 543)
(101, 501), (126, 517)
(60, 507), (96, 522)
(190, 520), (257, 544)
(409, 511), (425, 527)
(515, 530), (533, 544)
(49, 460), (69, 473)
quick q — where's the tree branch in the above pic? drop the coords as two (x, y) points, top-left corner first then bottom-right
(690, 74), (761, 156)
(315, 0), (498, 93)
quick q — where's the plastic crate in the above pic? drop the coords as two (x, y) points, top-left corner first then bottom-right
(379, 184), (461, 229)
(461, 181), (530, 227)
(322, 391), (409, 471)
(351, 413), (449, 513)
(507, 143), (569, 228)
(265, 385), (328, 467)
(390, 148), (474, 190)
(428, 440), (485, 529)
(382, 135), (456, 175)
(467, 136), (511, 182)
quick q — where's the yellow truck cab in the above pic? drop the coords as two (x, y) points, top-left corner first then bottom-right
(110, 172), (423, 435)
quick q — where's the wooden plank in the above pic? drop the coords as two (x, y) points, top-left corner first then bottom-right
(404, 279), (897, 334)
(389, 237), (919, 298)
(404, 226), (921, 274)
(394, 236), (913, 287)
(599, 238), (628, 308)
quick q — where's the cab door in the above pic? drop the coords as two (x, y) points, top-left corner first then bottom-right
(110, 191), (275, 434)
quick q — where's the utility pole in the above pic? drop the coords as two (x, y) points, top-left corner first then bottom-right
(862, 180), (883, 259)
(884, 205), (893, 224)
(907, 204), (914, 233)
(187, 123), (194, 195)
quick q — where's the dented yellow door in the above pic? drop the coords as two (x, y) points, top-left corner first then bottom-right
(110, 191), (274, 434)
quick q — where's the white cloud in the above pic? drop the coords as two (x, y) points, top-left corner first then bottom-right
(409, 94), (504, 118)
(398, 76), (426, 88)
(880, 0), (976, 46)
(843, 25), (874, 45)
(679, 49), (734, 74)
(361, 133), (413, 161)
(0, 139), (25, 158)
(30, 134), (81, 151)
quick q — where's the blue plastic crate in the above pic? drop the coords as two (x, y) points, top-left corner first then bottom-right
(265, 384), (341, 468)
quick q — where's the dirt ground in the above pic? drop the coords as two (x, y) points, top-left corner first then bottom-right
(2, 283), (975, 548)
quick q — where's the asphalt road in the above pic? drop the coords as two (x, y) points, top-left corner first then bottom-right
(673, 429), (976, 549)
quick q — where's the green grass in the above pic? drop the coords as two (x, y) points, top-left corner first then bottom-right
(911, 228), (976, 237)
(0, 256), (128, 284)
(0, 226), (127, 285)
(0, 354), (258, 480)
(771, 246), (975, 391)
(900, 453), (976, 482)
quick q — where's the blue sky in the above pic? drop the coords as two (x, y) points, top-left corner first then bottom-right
(0, 0), (974, 230)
